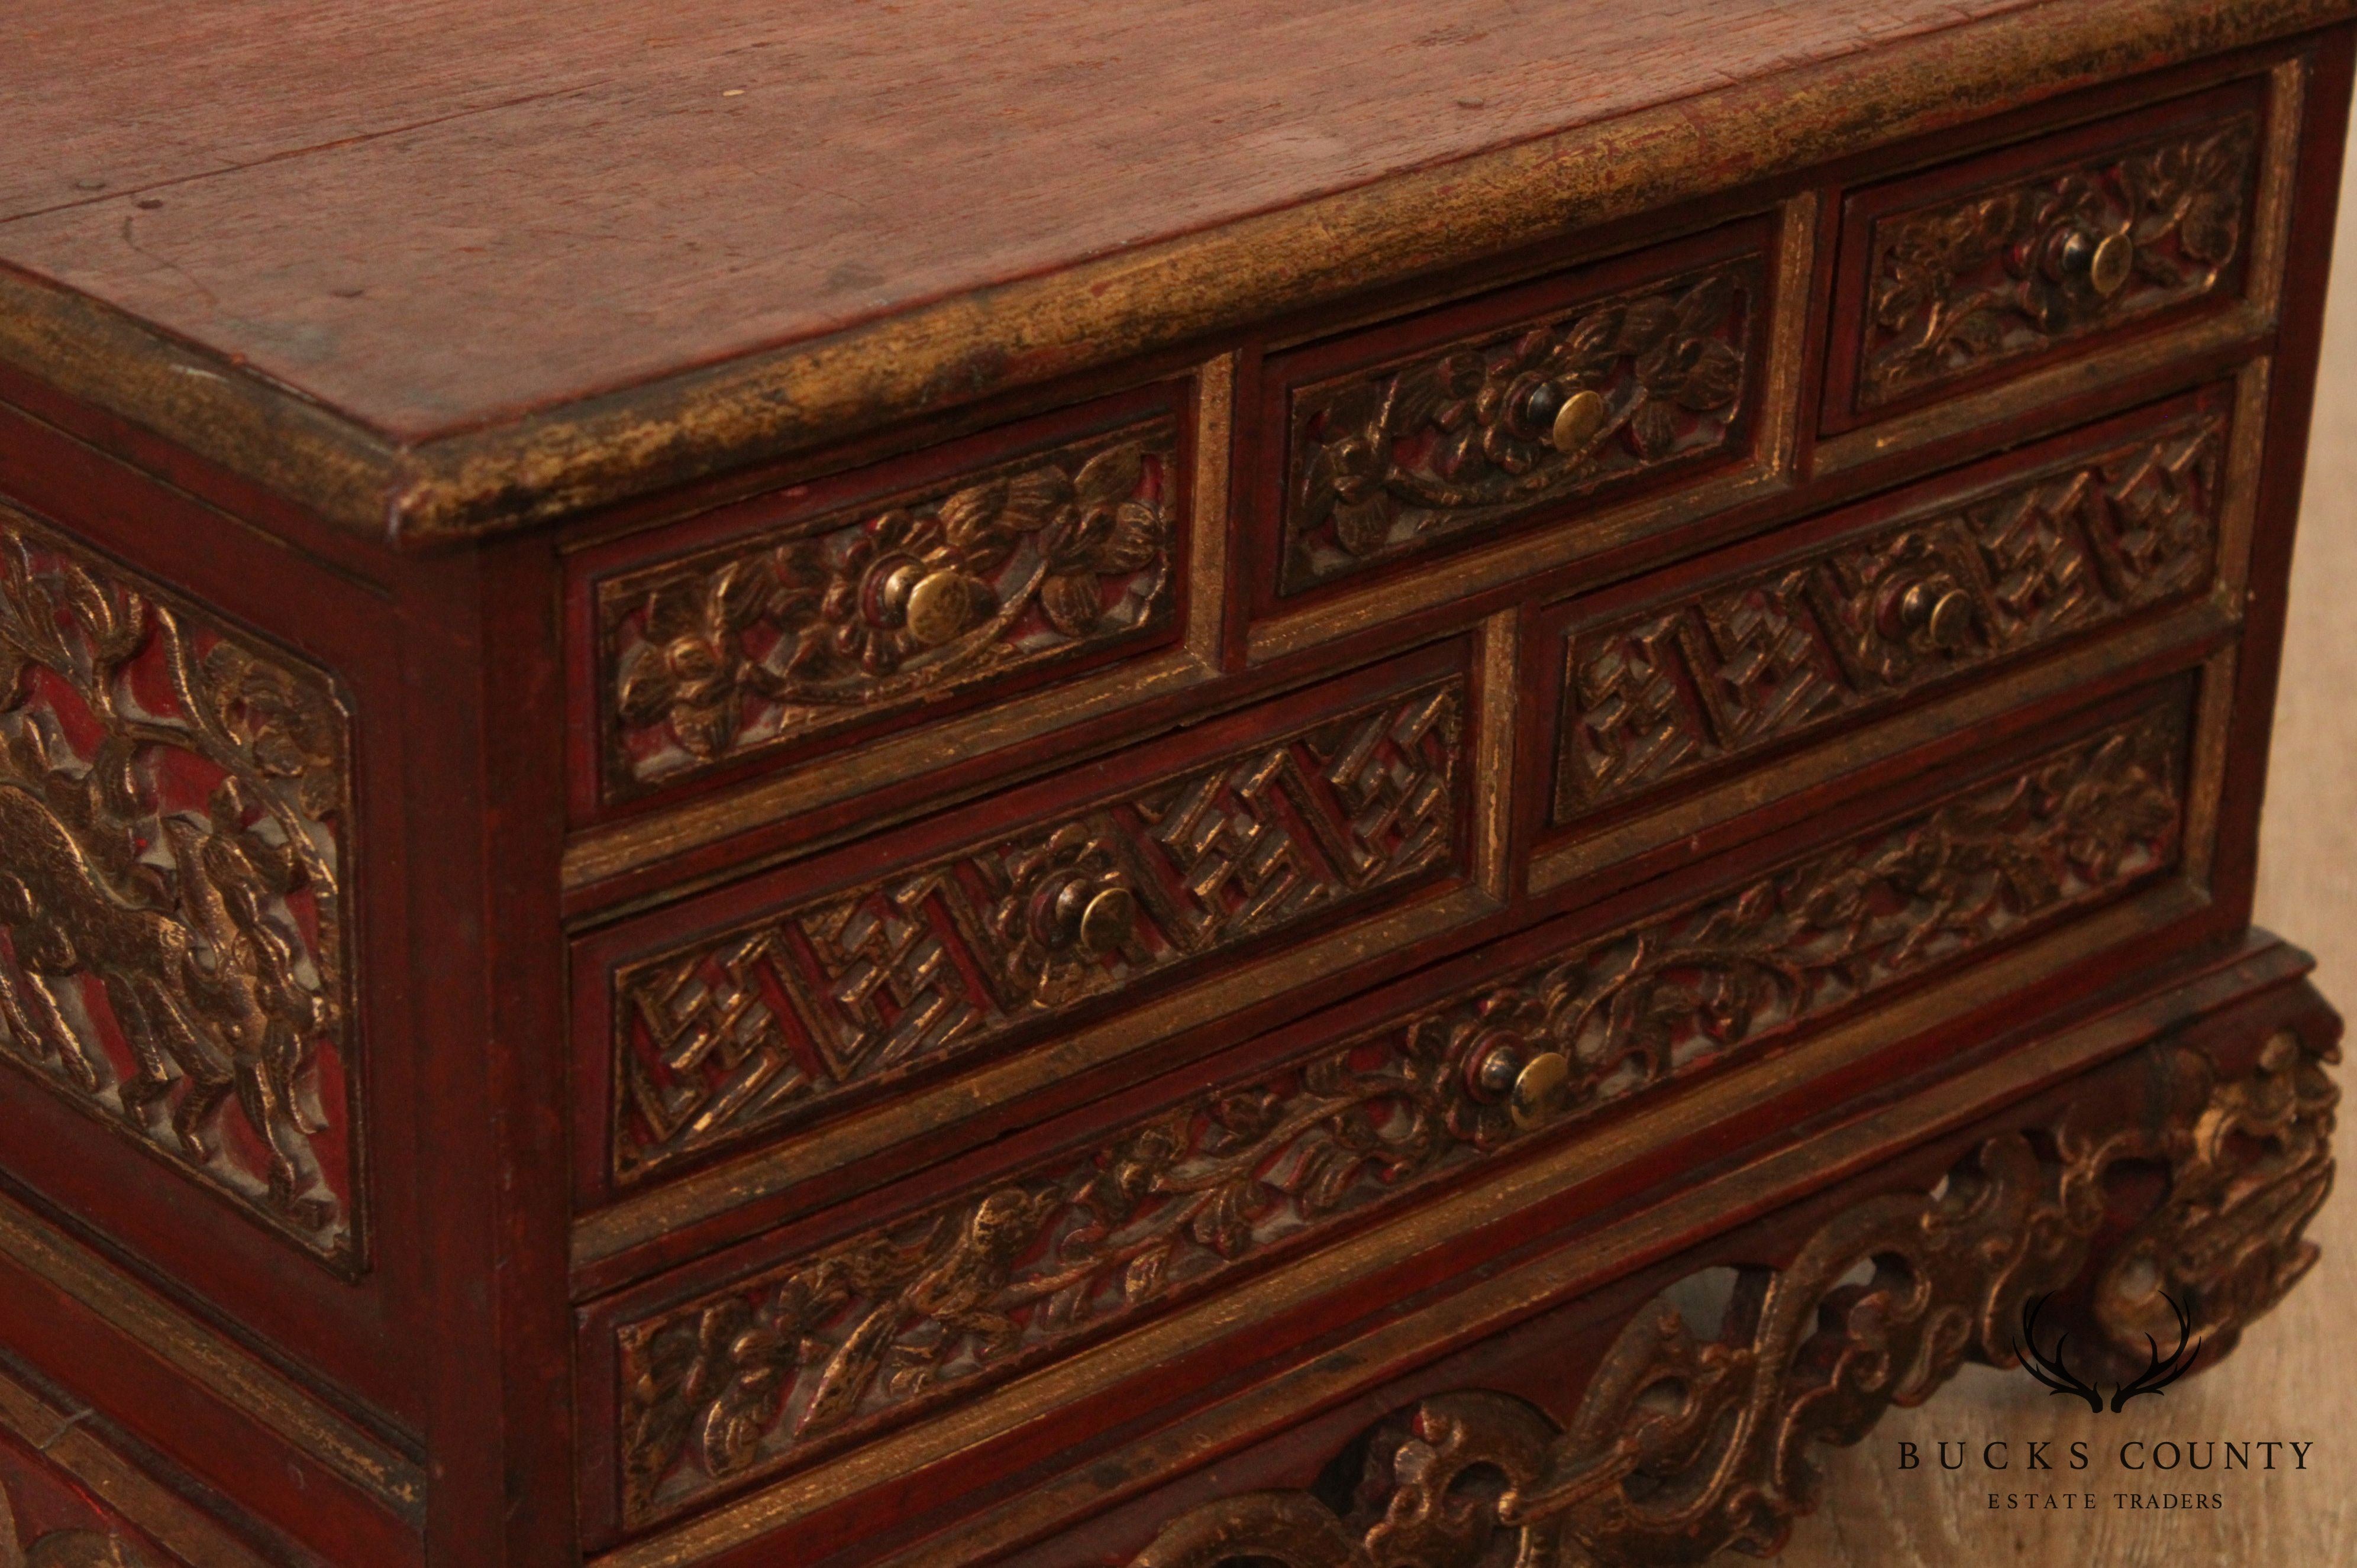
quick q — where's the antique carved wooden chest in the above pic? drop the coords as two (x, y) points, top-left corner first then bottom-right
(0, 2), (2349, 1563)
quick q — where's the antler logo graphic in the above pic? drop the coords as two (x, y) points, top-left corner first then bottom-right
(2015, 1292), (2204, 1413)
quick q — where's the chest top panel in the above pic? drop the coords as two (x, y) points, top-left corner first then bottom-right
(0, 0), (2048, 435)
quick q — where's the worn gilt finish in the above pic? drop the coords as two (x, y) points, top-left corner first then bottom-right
(1127, 1021), (2337, 1568)
(600, 420), (1180, 798)
(610, 699), (2184, 1524)
(1859, 111), (2259, 410)
(612, 681), (1465, 1182)
(1556, 405), (2223, 823)
(1284, 258), (1761, 593)
(0, 504), (358, 1266)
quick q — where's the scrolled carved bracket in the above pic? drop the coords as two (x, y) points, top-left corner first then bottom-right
(1129, 1016), (2339, 1568)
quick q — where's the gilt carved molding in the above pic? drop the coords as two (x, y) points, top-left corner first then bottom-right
(611, 700), (2184, 1525)
(0, 505), (359, 1268)
(1556, 405), (2223, 823)
(1859, 112), (2258, 409)
(1284, 257), (1762, 593)
(611, 680), (1465, 1185)
(1128, 1017), (2337, 1568)
(599, 418), (1181, 799)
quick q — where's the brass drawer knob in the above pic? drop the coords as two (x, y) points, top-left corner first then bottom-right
(1506, 382), (1612, 457)
(1031, 873), (1135, 955)
(1898, 580), (1975, 651)
(1466, 1030), (1573, 1130)
(2056, 227), (2135, 298)
(1548, 387), (1611, 455)
(1509, 1049), (1571, 1130)
(864, 555), (993, 647)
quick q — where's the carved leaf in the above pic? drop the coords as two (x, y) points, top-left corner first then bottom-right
(795, 1301), (902, 1438)
(1040, 572), (1104, 636)
(1074, 444), (1145, 510)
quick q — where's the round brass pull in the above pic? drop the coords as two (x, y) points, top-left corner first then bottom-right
(1548, 387), (1610, 455)
(1509, 1050), (1571, 1130)
(863, 556), (992, 647)
(1465, 1028), (1571, 1129)
(1031, 874), (1134, 955)
(2088, 231), (2135, 297)
(1898, 581), (1975, 651)
(2059, 227), (2135, 298)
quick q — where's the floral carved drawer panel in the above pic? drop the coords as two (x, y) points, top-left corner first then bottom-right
(594, 413), (1183, 802)
(0, 504), (359, 1268)
(602, 687), (2188, 1527)
(603, 675), (1466, 1185)
(1842, 88), (2263, 415)
(1554, 392), (2226, 826)
(1277, 247), (1766, 596)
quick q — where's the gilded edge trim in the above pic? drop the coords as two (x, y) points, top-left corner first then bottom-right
(561, 356), (1236, 890)
(0, 1361), (270, 1567)
(1474, 609), (1519, 900)
(1244, 194), (1817, 667)
(0, 1192), (426, 1522)
(587, 882), (2222, 1568)
(570, 881), (1502, 1268)
(0, 0), (2343, 547)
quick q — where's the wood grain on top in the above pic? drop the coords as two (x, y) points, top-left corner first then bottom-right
(0, 0), (2338, 541)
(0, 0), (2043, 436)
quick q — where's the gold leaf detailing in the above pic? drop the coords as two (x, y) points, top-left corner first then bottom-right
(0, 505), (358, 1267)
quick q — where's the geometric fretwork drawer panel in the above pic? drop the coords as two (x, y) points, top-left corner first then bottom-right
(1555, 388), (2226, 826)
(583, 654), (1470, 1190)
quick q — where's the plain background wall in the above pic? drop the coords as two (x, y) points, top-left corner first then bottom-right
(1780, 108), (2357, 1568)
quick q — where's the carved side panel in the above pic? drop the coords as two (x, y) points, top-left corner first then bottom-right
(1126, 1019), (2338, 1568)
(611, 681), (1464, 1184)
(1556, 406), (2222, 823)
(609, 697), (2185, 1525)
(0, 506), (359, 1268)
(598, 418), (1181, 800)
(1858, 112), (2258, 409)
(1283, 256), (1763, 593)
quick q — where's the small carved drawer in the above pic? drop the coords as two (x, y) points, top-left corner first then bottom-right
(1823, 76), (2269, 429)
(1536, 382), (2234, 875)
(576, 671), (2194, 1547)
(570, 639), (1477, 1207)
(566, 377), (1205, 818)
(1253, 216), (1772, 606)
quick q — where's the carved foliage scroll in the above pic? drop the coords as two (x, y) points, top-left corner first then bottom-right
(611, 701), (2184, 1524)
(611, 681), (1464, 1185)
(0, 506), (358, 1266)
(1859, 114), (2258, 408)
(1128, 1022), (2338, 1568)
(1557, 407), (2222, 824)
(1284, 257), (1762, 593)
(599, 418), (1181, 798)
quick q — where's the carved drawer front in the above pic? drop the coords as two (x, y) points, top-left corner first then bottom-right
(574, 642), (1472, 1200)
(583, 678), (2193, 1537)
(1261, 218), (1770, 600)
(1552, 384), (2230, 829)
(1825, 77), (2268, 427)
(570, 380), (1197, 815)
